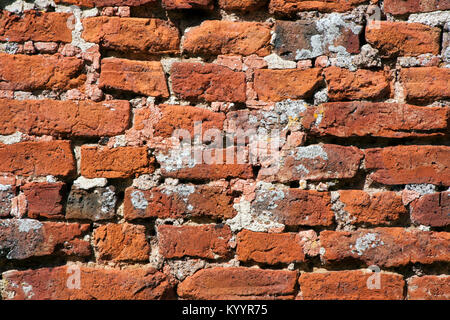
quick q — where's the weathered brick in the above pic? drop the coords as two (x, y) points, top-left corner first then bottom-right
(0, 99), (130, 137)
(237, 230), (305, 264)
(177, 267), (297, 299)
(94, 223), (150, 262)
(1, 265), (174, 300)
(124, 185), (236, 220)
(410, 192), (450, 227)
(183, 20), (271, 56)
(0, 53), (85, 91)
(0, 219), (90, 260)
(158, 224), (232, 259)
(259, 144), (363, 183)
(298, 270), (405, 300)
(0, 10), (72, 43)
(324, 67), (390, 101)
(364, 146), (450, 185)
(320, 228), (450, 267)
(162, 0), (213, 10)
(366, 21), (441, 57)
(82, 17), (180, 55)
(407, 275), (450, 300)
(153, 104), (225, 138)
(0, 141), (75, 177)
(21, 182), (65, 219)
(302, 102), (449, 138)
(254, 68), (323, 101)
(0, 184), (16, 217)
(55, 0), (157, 6)
(218, 0), (267, 11)
(81, 146), (154, 179)
(66, 186), (117, 221)
(171, 62), (246, 102)
(384, 0), (450, 15)
(269, 0), (366, 15)
(273, 20), (360, 61)
(400, 67), (450, 103)
(100, 58), (169, 97)
(338, 190), (407, 226)
(252, 187), (334, 226)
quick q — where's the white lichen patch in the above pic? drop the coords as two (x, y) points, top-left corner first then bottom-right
(295, 13), (362, 63)
(291, 144), (328, 161)
(21, 282), (34, 300)
(17, 219), (43, 233)
(350, 232), (384, 256)
(130, 190), (149, 210)
(227, 182), (287, 232)
(0, 132), (23, 145)
(155, 147), (197, 173)
(99, 187), (116, 214)
(408, 11), (450, 27)
(405, 184), (436, 196)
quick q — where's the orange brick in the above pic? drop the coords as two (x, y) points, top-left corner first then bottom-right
(0, 99), (130, 137)
(81, 146), (154, 178)
(100, 58), (169, 97)
(0, 10), (72, 43)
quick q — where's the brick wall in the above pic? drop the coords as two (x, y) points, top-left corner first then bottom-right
(0, 0), (449, 300)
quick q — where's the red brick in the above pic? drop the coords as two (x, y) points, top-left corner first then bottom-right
(302, 102), (449, 138)
(237, 230), (305, 264)
(21, 182), (65, 219)
(94, 223), (150, 262)
(124, 185), (236, 220)
(298, 270), (405, 300)
(324, 67), (390, 101)
(384, 0), (450, 15)
(163, 0), (213, 10)
(0, 99), (130, 137)
(400, 67), (450, 103)
(177, 267), (297, 299)
(158, 224), (232, 259)
(269, 0), (366, 15)
(218, 0), (267, 11)
(259, 144), (363, 183)
(153, 104), (225, 138)
(0, 183), (16, 217)
(183, 20), (271, 56)
(0, 219), (90, 260)
(407, 275), (450, 300)
(338, 190), (407, 226)
(254, 68), (323, 102)
(273, 20), (360, 61)
(81, 146), (154, 178)
(320, 228), (450, 267)
(366, 21), (440, 57)
(171, 62), (246, 102)
(1, 265), (174, 300)
(0, 53), (85, 91)
(0, 141), (75, 177)
(253, 188), (334, 226)
(0, 10), (72, 43)
(55, 0), (157, 6)
(364, 146), (450, 185)
(410, 192), (450, 227)
(100, 58), (169, 97)
(82, 17), (180, 55)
